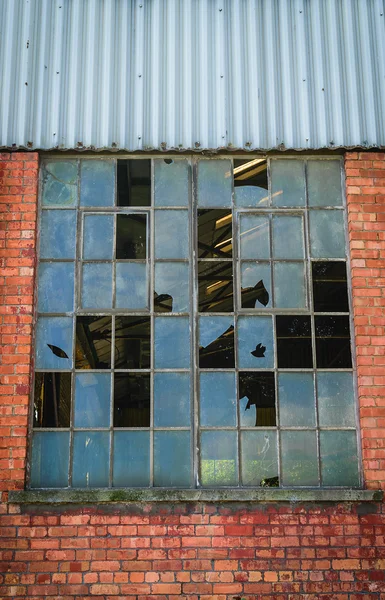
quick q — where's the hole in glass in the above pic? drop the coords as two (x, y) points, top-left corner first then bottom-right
(241, 279), (269, 308)
(154, 292), (173, 312)
(276, 316), (313, 368)
(198, 210), (233, 258)
(198, 261), (233, 312)
(117, 159), (151, 206)
(239, 372), (276, 426)
(164, 159), (173, 165)
(312, 261), (349, 312)
(199, 325), (235, 368)
(114, 316), (150, 369)
(315, 315), (352, 368)
(114, 373), (150, 427)
(34, 372), (71, 428)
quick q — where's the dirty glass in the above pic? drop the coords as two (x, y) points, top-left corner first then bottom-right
(308, 160), (342, 207)
(154, 262), (189, 313)
(200, 372), (236, 427)
(80, 160), (114, 207)
(239, 372), (276, 427)
(113, 431), (150, 487)
(273, 262), (306, 309)
(35, 317), (73, 370)
(241, 431), (278, 486)
(271, 159), (305, 207)
(83, 214), (114, 260)
(281, 430), (319, 486)
(37, 262), (74, 313)
(42, 161), (78, 207)
(312, 261), (349, 312)
(309, 209), (346, 258)
(154, 158), (189, 206)
(198, 261), (233, 312)
(113, 373), (150, 427)
(234, 158), (268, 207)
(72, 432), (110, 488)
(115, 262), (148, 310)
(116, 214), (147, 259)
(117, 159), (151, 206)
(317, 372), (355, 427)
(39, 210), (76, 259)
(199, 316), (234, 368)
(154, 317), (190, 369)
(81, 263), (113, 309)
(276, 316), (313, 368)
(154, 373), (191, 427)
(114, 316), (150, 369)
(30, 432), (70, 488)
(200, 430), (238, 486)
(237, 316), (274, 369)
(197, 159), (232, 208)
(33, 372), (71, 428)
(75, 316), (112, 369)
(320, 431), (359, 487)
(154, 210), (189, 259)
(239, 214), (270, 259)
(74, 373), (111, 428)
(272, 215), (304, 259)
(241, 262), (271, 309)
(315, 315), (352, 368)
(154, 431), (191, 487)
(278, 373), (315, 427)
(198, 210), (233, 258)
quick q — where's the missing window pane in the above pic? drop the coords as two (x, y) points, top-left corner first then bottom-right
(198, 209), (233, 258)
(315, 315), (352, 368)
(276, 316), (313, 368)
(234, 159), (268, 207)
(114, 316), (150, 369)
(75, 316), (112, 369)
(116, 214), (147, 259)
(198, 261), (233, 312)
(34, 372), (71, 428)
(239, 372), (276, 427)
(114, 373), (150, 427)
(117, 159), (151, 206)
(312, 261), (349, 312)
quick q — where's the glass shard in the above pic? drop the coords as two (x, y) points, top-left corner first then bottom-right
(312, 261), (349, 312)
(198, 261), (233, 312)
(114, 316), (150, 369)
(80, 160), (114, 207)
(200, 430), (238, 486)
(116, 214), (147, 259)
(114, 373), (150, 427)
(239, 372), (276, 427)
(234, 158), (269, 207)
(75, 316), (112, 369)
(276, 315), (313, 368)
(241, 431), (278, 486)
(199, 316), (234, 368)
(117, 159), (151, 206)
(74, 373), (111, 428)
(198, 209), (233, 258)
(315, 315), (352, 368)
(33, 372), (71, 428)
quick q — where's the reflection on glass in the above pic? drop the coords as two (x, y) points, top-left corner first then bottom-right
(38, 262), (74, 313)
(239, 372), (276, 427)
(197, 159), (232, 208)
(117, 159), (151, 207)
(113, 431), (150, 487)
(154, 373), (191, 427)
(276, 316), (313, 368)
(308, 160), (342, 207)
(200, 372), (236, 427)
(81, 263), (113, 309)
(234, 158), (268, 207)
(237, 316), (274, 369)
(312, 262), (349, 312)
(116, 214), (147, 259)
(154, 210), (189, 259)
(241, 431), (278, 486)
(315, 316), (352, 368)
(274, 262), (306, 309)
(72, 431), (110, 487)
(114, 316), (150, 369)
(83, 214), (114, 260)
(30, 431), (70, 488)
(239, 215), (270, 259)
(115, 262), (148, 310)
(154, 431), (191, 487)
(74, 373), (111, 428)
(281, 430), (319, 486)
(278, 373), (315, 427)
(198, 210), (232, 258)
(272, 215), (304, 259)
(80, 160), (114, 207)
(154, 317), (190, 369)
(114, 373), (150, 427)
(35, 317), (73, 369)
(198, 261), (233, 312)
(39, 210), (76, 259)
(241, 263), (271, 309)
(200, 430), (238, 486)
(309, 210), (346, 258)
(154, 262), (189, 313)
(33, 372), (71, 428)
(154, 159), (189, 206)
(199, 316), (234, 368)
(75, 316), (112, 369)
(42, 161), (77, 207)
(317, 372), (355, 427)
(271, 160), (305, 207)
(320, 431), (359, 486)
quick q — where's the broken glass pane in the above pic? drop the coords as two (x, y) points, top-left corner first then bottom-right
(154, 262), (189, 313)
(39, 210), (76, 259)
(114, 316), (150, 369)
(117, 159), (151, 207)
(272, 215), (304, 259)
(82, 263), (113, 309)
(116, 214), (147, 259)
(42, 161), (77, 207)
(276, 316), (313, 368)
(241, 431), (278, 486)
(74, 373), (111, 428)
(239, 372), (276, 427)
(317, 372), (355, 427)
(271, 159), (305, 207)
(80, 160), (114, 207)
(239, 214), (270, 259)
(315, 315), (352, 368)
(320, 431), (359, 486)
(75, 316), (112, 369)
(154, 431), (191, 487)
(154, 373), (191, 427)
(38, 262), (74, 313)
(241, 263), (271, 309)
(199, 316), (234, 368)
(33, 372), (71, 428)
(273, 262), (306, 309)
(72, 431), (110, 487)
(233, 158), (268, 208)
(198, 210), (233, 258)
(113, 431), (150, 487)
(312, 261), (349, 312)
(237, 316), (274, 369)
(35, 316), (73, 369)
(278, 373), (315, 427)
(281, 430), (319, 486)
(30, 431), (69, 488)
(154, 210), (189, 259)
(83, 214), (114, 260)
(197, 159), (232, 208)
(154, 158), (189, 206)
(308, 160), (342, 207)
(199, 372), (236, 427)
(114, 373), (150, 427)
(198, 261), (233, 312)
(200, 430), (238, 486)
(115, 262), (148, 310)
(154, 317), (190, 369)
(309, 209), (346, 258)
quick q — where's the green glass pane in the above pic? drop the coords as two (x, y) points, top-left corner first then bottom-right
(200, 431), (238, 486)
(281, 430), (319, 486)
(317, 372), (355, 427)
(320, 431), (359, 487)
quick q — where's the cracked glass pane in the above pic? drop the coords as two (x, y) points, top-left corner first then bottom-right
(33, 372), (71, 428)
(74, 373), (111, 428)
(114, 316), (150, 369)
(80, 160), (114, 207)
(200, 430), (238, 486)
(114, 373), (150, 427)
(241, 431), (278, 486)
(75, 316), (112, 370)
(234, 158), (268, 208)
(42, 161), (78, 207)
(154, 262), (189, 313)
(239, 372), (276, 427)
(30, 432), (69, 488)
(199, 316), (234, 368)
(198, 209), (232, 258)
(237, 316), (274, 369)
(113, 431), (150, 487)
(154, 158), (189, 206)
(198, 261), (233, 312)
(199, 372), (236, 427)
(35, 317), (73, 370)
(117, 159), (151, 207)
(241, 263), (271, 309)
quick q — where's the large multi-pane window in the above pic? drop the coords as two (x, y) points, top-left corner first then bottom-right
(30, 156), (360, 489)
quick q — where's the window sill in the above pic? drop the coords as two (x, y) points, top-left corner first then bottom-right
(8, 488), (383, 505)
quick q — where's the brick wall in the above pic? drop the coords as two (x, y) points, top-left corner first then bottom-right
(0, 151), (385, 599)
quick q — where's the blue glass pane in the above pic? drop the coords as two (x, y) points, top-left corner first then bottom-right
(200, 372), (236, 427)
(199, 316), (234, 368)
(197, 159), (232, 208)
(278, 373), (315, 427)
(74, 373), (111, 428)
(30, 431), (69, 488)
(271, 160), (305, 207)
(200, 431), (238, 486)
(35, 317), (73, 369)
(241, 431), (278, 486)
(154, 262), (190, 313)
(237, 316), (274, 369)
(241, 262), (271, 309)
(72, 431), (110, 487)
(80, 160), (114, 207)
(81, 263), (113, 309)
(274, 262), (306, 309)
(317, 372), (355, 427)
(239, 215), (270, 259)
(113, 431), (150, 487)
(154, 159), (189, 206)
(154, 210), (189, 259)
(154, 317), (190, 368)
(115, 262), (148, 309)
(154, 431), (191, 487)
(42, 161), (77, 207)
(154, 373), (191, 427)
(308, 161), (342, 207)
(234, 186), (269, 208)
(320, 431), (359, 487)
(83, 214), (114, 259)
(272, 215), (304, 259)
(309, 210), (346, 258)
(38, 263), (74, 313)
(281, 431), (319, 486)
(39, 210), (76, 259)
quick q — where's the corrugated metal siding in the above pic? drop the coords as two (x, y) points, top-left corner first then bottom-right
(0, 0), (384, 152)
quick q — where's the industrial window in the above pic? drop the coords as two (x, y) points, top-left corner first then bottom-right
(30, 156), (360, 489)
